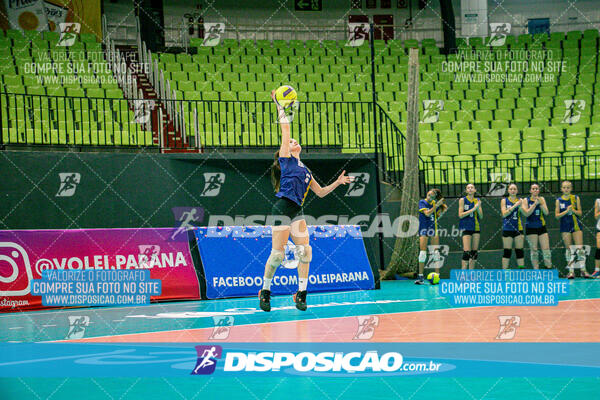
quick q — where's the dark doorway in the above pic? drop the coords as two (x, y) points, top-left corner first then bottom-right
(374, 14), (394, 41)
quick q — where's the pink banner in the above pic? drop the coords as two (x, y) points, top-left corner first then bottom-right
(0, 228), (200, 312)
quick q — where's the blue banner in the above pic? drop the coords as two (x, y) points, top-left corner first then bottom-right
(193, 225), (375, 299)
(1, 343), (599, 377)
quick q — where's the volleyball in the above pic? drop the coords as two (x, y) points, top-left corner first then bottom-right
(275, 85), (297, 108)
(427, 272), (440, 285)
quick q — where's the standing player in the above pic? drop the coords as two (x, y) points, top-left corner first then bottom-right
(555, 181), (591, 278)
(521, 183), (552, 269)
(458, 183), (482, 270)
(594, 198), (600, 277)
(501, 183), (525, 269)
(259, 90), (353, 312)
(416, 188), (447, 284)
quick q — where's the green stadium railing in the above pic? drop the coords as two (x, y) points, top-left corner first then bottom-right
(0, 92), (156, 148)
(420, 157), (600, 197)
(0, 91), (408, 188)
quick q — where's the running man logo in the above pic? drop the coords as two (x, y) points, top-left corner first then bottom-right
(488, 23), (511, 46)
(487, 172), (511, 197)
(133, 100), (155, 124)
(422, 100), (444, 123)
(138, 245), (160, 268)
(56, 173), (81, 197)
(346, 23), (369, 47)
(170, 207), (205, 241)
(202, 23), (225, 47)
(425, 245), (449, 270)
(353, 316), (379, 340)
(65, 316), (90, 340)
(201, 173), (225, 197)
(281, 240), (300, 269)
(345, 173), (370, 197)
(562, 100), (586, 124)
(57, 22), (80, 47)
(496, 315), (520, 340)
(567, 245), (591, 269)
(209, 316), (234, 340)
(191, 345), (222, 375)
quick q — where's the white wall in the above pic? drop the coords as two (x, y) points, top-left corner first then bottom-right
(103, 0), (600, 46)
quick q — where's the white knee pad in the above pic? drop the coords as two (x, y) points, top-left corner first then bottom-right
(296, 244), (312, 263)
(575, 247), (585, 261)
(267, 249), (285, 268)
(575, 247), (586, 269)
(418, 250), (427, 263)
(565, 248), (574, 263)
(530, 249), (539, 265)
(542, 249), (552, 263)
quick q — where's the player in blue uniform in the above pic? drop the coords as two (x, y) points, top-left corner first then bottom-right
(521, 183), (552, 269)
(416, 188), (447, 284)
(259, 90), (353, 311)
(594, 198), (600, 278)
(458, 183), (483, 270)
(501, 183), (525, 269)
(555, 181), (590, 278)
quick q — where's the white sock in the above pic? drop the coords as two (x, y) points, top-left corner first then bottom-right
(263, 277), (272, 290)
(299, 278), (308, 291)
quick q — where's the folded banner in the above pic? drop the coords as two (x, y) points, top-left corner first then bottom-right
(0, 228), (200, 312)
(193, 225), (375, 299)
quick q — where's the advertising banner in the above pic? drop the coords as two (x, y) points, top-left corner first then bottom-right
(0, 228), (200, 312)
(193, 225), (375, 299)
(2, 0), (49, 31)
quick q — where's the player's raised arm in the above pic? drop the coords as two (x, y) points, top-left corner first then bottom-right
(272, 89), (291, 158)
(309, 170), (353, 198)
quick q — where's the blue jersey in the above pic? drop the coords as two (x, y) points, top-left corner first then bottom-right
(418, 199), (438, 236)
(276, 156), (313, 206)
(502, 197), (523, 232)
(459, 196), (479, 231)
(525, 197), (545, 228)
(557, 195), (581, 233)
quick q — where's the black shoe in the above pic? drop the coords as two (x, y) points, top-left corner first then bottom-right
(415, 276), (425, 285)
(293, 290), (307, 311)
(259, 289), (271, 312)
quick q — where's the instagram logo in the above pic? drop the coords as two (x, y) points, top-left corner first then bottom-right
(0, 243), (33, 296)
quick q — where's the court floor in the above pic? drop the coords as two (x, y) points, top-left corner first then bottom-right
(2, 280), (600, 343)
(1, 280), (599, 400)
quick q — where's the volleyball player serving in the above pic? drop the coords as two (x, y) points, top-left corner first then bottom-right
(259, 90), (354, 312)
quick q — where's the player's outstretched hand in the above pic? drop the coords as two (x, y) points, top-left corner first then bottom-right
(271, 89), (276, 101)
(337, 170), (353, 185)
